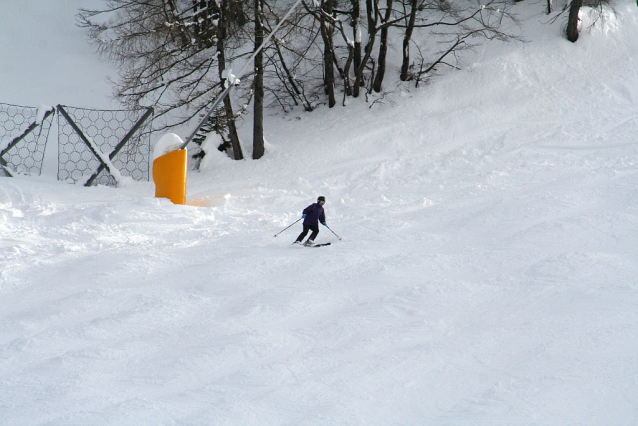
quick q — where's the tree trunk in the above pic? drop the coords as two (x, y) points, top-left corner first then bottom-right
(351, 0), (362, 77)
(320, 0), (336, 108)
(354, 0), (378, 97)
(566, 0), (582, 42)
(341, 47), (354, 100)
(253, 0), (265, 159)
(373, 0), (393, 92)
(400, 0), (417, 81)
(217, 3), (243, 160)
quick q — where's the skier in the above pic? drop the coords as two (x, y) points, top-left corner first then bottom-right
(295, 196), (327, 246)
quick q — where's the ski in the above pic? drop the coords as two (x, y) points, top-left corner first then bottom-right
(291, 242), (332, 247)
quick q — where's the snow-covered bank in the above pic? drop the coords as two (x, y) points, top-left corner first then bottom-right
(2, 1), (638, 425)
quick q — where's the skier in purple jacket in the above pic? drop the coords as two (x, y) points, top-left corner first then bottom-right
(295, 196), (327, 246)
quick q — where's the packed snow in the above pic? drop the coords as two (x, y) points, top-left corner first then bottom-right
(153, 133), (186, 161)
(1, 1), (638, 425)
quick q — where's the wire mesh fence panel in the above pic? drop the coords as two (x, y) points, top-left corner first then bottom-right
(0, 103), (54, 176)
(57, 105), (153, 186)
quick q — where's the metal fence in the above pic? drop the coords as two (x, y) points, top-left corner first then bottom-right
(56, 105), (154, 186)
(1, 102), (155, 186)
(0, 103), (54, 176)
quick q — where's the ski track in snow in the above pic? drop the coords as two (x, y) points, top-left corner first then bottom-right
(2, 1), (638, 425)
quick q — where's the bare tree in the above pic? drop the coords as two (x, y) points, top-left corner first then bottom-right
(78, 0), (247, 158)
(258, 4), (322, 112)
(266, 0), (519, 106)
(400, 0), (418, 81)
(396, 0), (519, 85)
(253, 0), (266, 159)
(309, 0), (338, 107)
(80, 0), (522, 158)
(351, 0), (363, 81)
(216, 0), (245, 159)
(372, 0), (394, 92)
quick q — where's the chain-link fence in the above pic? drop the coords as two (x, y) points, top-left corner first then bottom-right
(57, 105), (154, 186)
(0, 103), (54, 176)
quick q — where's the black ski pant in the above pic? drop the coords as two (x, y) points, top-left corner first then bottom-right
(296, 224), (319, 242)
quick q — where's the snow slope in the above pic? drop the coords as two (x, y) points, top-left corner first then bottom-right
(2, 1), (638, 425)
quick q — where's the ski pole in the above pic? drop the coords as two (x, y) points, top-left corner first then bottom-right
(274, 218), (302, 237)
(325, 224), (342, 240)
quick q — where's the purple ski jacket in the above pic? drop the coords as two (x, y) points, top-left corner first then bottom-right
(302, 203), (326, 226)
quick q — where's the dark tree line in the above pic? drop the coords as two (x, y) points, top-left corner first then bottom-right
(79, 0), (250, 159)
(79, 0), (520, 161)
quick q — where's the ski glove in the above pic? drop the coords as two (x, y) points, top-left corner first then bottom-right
(323, 223), (327, 226)
(302, 214), (306, 218)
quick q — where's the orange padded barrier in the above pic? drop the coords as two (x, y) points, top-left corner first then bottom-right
(152, 149), (187, 205)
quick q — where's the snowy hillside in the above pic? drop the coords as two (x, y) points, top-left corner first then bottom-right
(2, 1), (638, 425)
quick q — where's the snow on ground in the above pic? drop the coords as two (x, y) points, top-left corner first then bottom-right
(2, 1), (638, 425)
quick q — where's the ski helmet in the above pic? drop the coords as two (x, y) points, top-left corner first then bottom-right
(317, 196), (326, 203)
